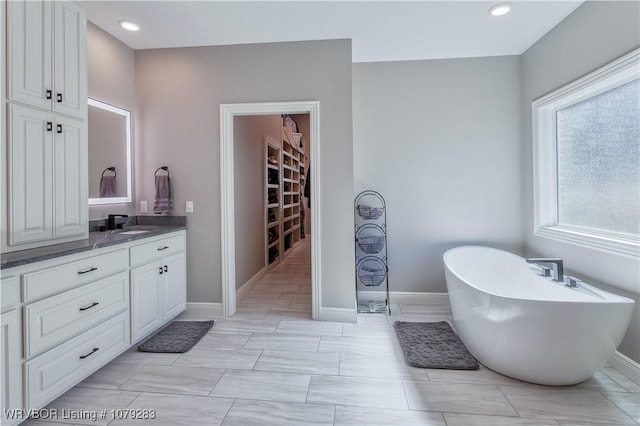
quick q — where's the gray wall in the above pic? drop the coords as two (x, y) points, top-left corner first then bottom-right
(353, 56), (524, 293)
(233, 115), (281, 289)
(134, 40), (354, 308)
(521, 1), (640, 362)
(87, 22), (136, 219)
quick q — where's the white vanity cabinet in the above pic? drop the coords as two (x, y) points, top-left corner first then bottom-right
(0, 229), (187, 421)
(7, 0), (87, 119)
(20, 248), (130, 410)
(130, 234), (186, 343)
(1, 277), (22, 426)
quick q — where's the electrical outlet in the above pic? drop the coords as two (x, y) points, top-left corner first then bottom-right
(186, 201), (194, 213)
(140, 200), (148, 213)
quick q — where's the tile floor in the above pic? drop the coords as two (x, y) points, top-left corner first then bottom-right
(24, 239), (639, 425)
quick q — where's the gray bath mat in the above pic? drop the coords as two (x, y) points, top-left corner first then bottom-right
(394, 321), (479, 370)
(138, 320), (214, 353)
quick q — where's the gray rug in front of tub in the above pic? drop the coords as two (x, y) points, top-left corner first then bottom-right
(138, 320), (214, 353)
(394, 321), (479, 370)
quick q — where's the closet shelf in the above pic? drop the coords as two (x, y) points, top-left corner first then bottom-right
(267, 203), (279, 209)
(268, 240), (279, 249)
(267, 184), (279, 189)
(267, 164), (279, 170)
(268, 221), (279, 228)
(283, 224), (301, 234)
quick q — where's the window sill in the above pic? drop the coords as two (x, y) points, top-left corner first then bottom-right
(535, 225), (639, 258)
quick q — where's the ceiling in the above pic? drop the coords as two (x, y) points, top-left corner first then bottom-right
(85, 1), (584, 63)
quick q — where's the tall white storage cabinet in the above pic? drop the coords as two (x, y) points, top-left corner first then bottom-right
(5, 0), (88, 250)
(8, 0), (86, 119)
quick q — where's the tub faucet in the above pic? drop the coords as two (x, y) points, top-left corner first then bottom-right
(526, 258), (564, 282)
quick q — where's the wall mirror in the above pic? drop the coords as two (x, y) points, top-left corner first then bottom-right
(88, 98), (132, 205)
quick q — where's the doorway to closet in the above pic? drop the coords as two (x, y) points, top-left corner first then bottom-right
(219, 101), (321, 320)
(233, 113), (312, 319)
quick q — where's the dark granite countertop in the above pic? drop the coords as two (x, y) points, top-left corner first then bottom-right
(1, 216), (187, 270)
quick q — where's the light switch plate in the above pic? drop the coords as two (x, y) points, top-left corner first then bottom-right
(186, 201), (194, 213)
(140, 200), (148, 213)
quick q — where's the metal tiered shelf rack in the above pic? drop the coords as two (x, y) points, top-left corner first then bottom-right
(354, 190), (390, 314)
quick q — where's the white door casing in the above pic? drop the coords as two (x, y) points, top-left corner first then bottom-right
(220, 101), (321, 319)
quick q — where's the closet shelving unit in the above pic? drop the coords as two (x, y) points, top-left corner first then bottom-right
(266, 140), (281, 266)
(265, 128), (305, 267)
(354, 190), (390, 314)
(281, 127), (303, 256)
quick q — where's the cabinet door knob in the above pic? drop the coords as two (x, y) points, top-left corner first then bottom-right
(159, 266), (163, 275)
(46, 122), (53, 132)
(57, 93), (63, 103)
(164, 265), (168, 272)
(57, 124), (62, 134)
(79, 347), (99, 360)
(46, 90), (52, 100)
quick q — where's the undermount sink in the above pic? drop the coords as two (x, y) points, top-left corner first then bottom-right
(118, 230), (150, 235)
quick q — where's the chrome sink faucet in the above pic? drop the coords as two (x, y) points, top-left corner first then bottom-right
(526, 258), (564, 282)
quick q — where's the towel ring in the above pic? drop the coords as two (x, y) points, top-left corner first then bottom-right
(101, 167), (116, 177)
(154, 166), (170, 177)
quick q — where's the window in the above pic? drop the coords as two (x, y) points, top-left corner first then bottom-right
(532, 49), (639, 256)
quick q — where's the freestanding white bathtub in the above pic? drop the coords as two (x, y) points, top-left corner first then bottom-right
(443, 246), (634, 386)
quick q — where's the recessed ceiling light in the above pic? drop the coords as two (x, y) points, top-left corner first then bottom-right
(488, 3), (512, 17)
(119, 20), (140, 32)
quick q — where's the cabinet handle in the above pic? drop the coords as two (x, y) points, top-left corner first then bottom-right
(57, 93), (63, 102)
(56, 124), (62, 134)
(78, 267), (98, 275)
(46, 121), (53, 132)
(157, 246), (169, 251)
(164, 265), (168, 272)
(159, 266), (163, 275)
(79, 347), (99, 360)
(79, 301), (99, 311)
(46, 90), (52, 100)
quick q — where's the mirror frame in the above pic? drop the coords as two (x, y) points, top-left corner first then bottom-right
(87, 98), (132, 205)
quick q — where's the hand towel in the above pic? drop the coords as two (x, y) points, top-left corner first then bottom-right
(153, 175), (172, 213)
(99, 175), (116, 197)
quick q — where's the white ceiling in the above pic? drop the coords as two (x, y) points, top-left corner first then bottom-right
(85, 1), (584, 63)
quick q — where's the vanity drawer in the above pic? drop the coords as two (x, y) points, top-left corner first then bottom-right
(1, 276), (20, 312)
(25, 312), (129, 409)
(130, 233), (185, 266)
(23, 249), (128, 302)
(25, 272), (129, 358)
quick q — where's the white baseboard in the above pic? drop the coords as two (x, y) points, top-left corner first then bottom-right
(319, 307), (357, 323)
(358, 291), (450, 306)
(390, 292), (450, 305)
(609, 351), (640, 386)
(236, 267), (268, 300)
(178, 303), (222, 319)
